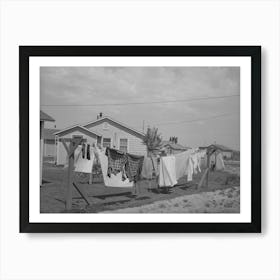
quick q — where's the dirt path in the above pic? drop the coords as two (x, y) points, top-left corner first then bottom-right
(101, 186), (240, 213)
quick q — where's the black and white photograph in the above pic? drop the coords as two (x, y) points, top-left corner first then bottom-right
(40, 66), (241, 214)
(19, 46), (260, 233)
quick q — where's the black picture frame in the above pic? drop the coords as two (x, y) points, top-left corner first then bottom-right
(20, 46), (261, 233)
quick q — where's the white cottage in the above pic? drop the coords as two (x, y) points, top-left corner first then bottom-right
(55, 116), (147, 166)
(84, 116), (147, 156)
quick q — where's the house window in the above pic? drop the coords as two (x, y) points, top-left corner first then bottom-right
(119, 138), (128, 152)
(103, 122), (109, 130)
(103, 138), (111, 148)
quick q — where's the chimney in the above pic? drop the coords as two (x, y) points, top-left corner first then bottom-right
(99, 112), (103, 118)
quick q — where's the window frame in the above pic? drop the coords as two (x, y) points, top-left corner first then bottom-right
(102, 137), (111, 148)
(119, 138), (128, 153)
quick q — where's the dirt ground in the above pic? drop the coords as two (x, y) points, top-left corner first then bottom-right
(102, 186), (240, 213)
(40, 161), (240, 213)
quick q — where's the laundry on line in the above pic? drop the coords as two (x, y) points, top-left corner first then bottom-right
(71, 144), (223, 189)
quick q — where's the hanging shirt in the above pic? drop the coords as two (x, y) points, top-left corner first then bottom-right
(96, 147), (134, 188)
(105, 148), (127, 177)
(125, 153), (144, 183)
(159, 156), (177, 187)
(74, 146), (95, 174)
(191, 153), (201, 174)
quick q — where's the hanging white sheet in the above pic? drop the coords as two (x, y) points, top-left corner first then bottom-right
(159, 155), (177, 187)
(174, 150), (192, 180)
(187, 156), (194, 182)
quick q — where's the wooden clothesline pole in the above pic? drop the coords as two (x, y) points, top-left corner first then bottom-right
(63, 136), (91, 211)
(206, 150), (210, 188)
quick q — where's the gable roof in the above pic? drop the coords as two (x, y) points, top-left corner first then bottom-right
(214, 144), (233, 151)
(161, 140), (188, 151)
(199, 144), (233, 152)
(83, 116), (145, 139)
(54, 125), (102, 138)
(40, 110), (55, 122)
(43, 128), (60, 140)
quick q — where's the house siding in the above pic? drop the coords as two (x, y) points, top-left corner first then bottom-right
(221, 151), (233, 159)
(87, 121), (147, 156)
(44, 139), (56, 157)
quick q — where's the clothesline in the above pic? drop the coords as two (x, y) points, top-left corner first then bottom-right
(74, 146), (144, 188)
(72, 144), (225, 189)
(62, 136), (226, 211)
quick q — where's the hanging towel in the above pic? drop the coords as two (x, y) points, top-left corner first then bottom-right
(96, 148), (134, 188)
(159, 156), (177, 187)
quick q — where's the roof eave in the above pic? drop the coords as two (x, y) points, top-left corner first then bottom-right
(54, 125), (102, 137)
(83, 116), (145, 138)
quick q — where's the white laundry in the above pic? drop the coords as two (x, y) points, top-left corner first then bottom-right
(96, 148), (134, 188)
(197, 150), (206, 169)
(158, 149), (206, 185)
(159, 156), (177, 187)
(186, 156), (194, 182)
(191, 153), (201, 174)
(215, 152), (225, 170)
(74, 146), (95, 174)
(174, 150), (192, 180)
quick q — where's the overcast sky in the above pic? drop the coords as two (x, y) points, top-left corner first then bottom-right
(40, 67), (240, 150)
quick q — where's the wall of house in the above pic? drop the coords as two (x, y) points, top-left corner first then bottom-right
(56, 131), (98, 166)
(87, 121), (147, 156)
(221, 151), (233, 159)
(44, 139), (56, 157)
